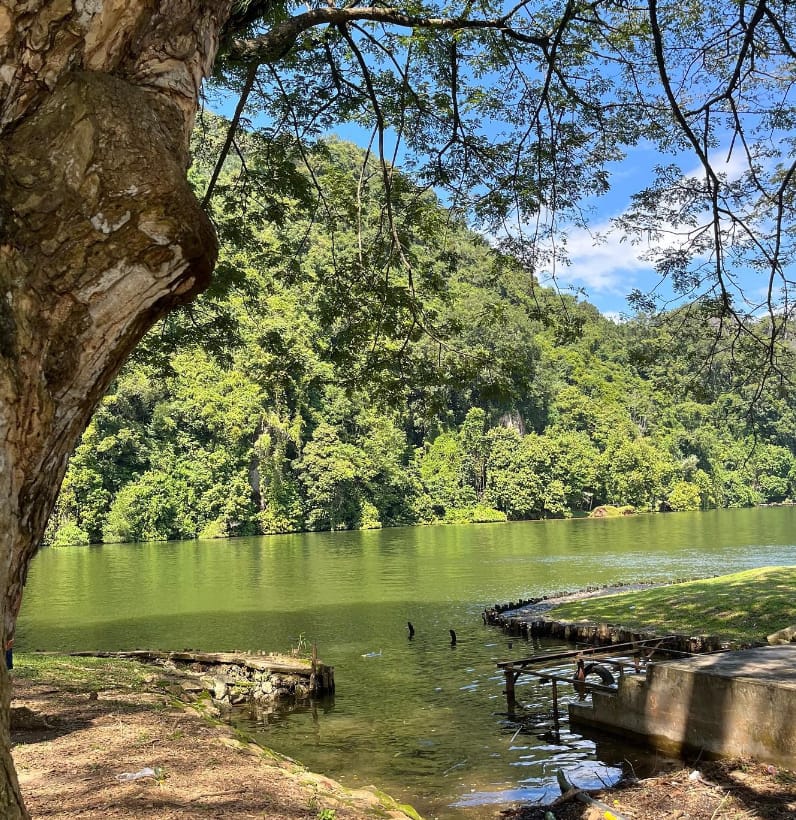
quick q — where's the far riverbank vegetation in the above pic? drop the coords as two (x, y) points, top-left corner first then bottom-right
(47, 127), (796, 546)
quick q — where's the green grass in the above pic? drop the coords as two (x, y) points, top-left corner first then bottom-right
(547, 566), (796, 643)
(13, 653), (154, 692)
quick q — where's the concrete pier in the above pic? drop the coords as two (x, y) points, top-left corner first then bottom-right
(569, 645), (796, 767)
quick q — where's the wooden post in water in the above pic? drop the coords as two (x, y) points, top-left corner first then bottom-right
(310, 643), (318, 693)
(504, 668), (517, 716)
(551, 678), (560, 742)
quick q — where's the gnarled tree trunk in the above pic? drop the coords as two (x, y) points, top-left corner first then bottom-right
(0, 2), (233, 813)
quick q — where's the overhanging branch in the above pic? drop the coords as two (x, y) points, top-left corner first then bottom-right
(231, 6), (549, 64)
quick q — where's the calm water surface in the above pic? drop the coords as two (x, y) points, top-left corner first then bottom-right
(19, 508), (796, 818)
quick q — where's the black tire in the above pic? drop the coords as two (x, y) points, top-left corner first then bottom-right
(583, 662), (615, 686)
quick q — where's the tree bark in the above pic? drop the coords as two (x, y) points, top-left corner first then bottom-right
(0, 1), (234, 813)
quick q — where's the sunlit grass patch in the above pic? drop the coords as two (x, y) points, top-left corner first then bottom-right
(13, 653), (153, 692)
(547, 566), (796, 642)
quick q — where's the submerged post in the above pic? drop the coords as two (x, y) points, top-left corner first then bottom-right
(505, 668), (517, 715)
(551, 678), (560, 741)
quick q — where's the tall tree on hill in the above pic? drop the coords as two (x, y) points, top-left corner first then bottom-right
(0, 0), (793, 812)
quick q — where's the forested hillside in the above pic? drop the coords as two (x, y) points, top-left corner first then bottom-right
(47, 127), (796, 546)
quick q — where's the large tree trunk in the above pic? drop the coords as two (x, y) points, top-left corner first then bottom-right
(0, 2), (233, 813)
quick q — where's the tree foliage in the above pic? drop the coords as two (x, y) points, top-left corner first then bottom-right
(200, 0), (796, 394)
(4, 1), (791, 814)
(47, 134), (796, 544)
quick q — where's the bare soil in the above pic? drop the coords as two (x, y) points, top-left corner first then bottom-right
(504, 759), (796, 820)
(11, 674), (796, 820)
(11, 677), (417, 820)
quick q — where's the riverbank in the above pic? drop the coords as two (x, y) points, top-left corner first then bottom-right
(486, 566), (796, 646)
(492, 566), (796, 818)
(10, 654), (421, 820)
(13, 673), (796, 820)
(504, 758), (796, 819)
(546, 566), (796, 643)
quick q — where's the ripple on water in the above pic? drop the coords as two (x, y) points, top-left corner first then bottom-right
(451, 785), (552, 808)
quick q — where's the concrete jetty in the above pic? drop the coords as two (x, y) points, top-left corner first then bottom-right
(70, 649), (335, 705)
(569, 645), (796, 767)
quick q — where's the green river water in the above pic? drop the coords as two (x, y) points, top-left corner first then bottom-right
(18, 507), (796, 818)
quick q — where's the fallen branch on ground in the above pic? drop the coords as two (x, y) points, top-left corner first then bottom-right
(556, 769), (628, 820)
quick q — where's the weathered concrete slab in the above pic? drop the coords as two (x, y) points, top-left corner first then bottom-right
(569, 645), (796, 767)
(661, 645), (796, 687)
(69, 649), (335, 703)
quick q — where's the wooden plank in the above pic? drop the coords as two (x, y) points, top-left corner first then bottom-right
(496, 637), (679, 670)
(69, 649), (319, 676)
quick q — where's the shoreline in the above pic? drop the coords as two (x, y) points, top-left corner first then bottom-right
(498, 567), (796, 646)
(53, 501), (796, 548)
(10, 655), (422, 820)
(486, 571), (796, 818)
(12, 568), (795, 818)
(482, 578), (732, 654)
(17, 653), (793, 820)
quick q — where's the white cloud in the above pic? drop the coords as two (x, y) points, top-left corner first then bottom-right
(552, 221), (652, 293)
(601, 311), (625, 323)
(541, 146), (753, 295)
(521, 143), (774, 313)
(685, 148), (756, 185)
(535, 213), (669, 302)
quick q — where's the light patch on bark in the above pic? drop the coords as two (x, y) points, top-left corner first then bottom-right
(82, 0), (147, 71)
(28, 0), (73, 52)
(89, 211), (131, 234)
(138, 218), (175, 245)
(61, 117), (97, 192)
(49, 253), (186, 417)
(0, 7), (13, 45)
(74, 0), (106, 27)
(1, 1), (234, 131)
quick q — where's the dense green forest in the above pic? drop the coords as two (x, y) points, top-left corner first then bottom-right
(46, 126), (796, 546)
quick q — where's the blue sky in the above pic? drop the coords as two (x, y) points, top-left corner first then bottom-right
(540, 143), (669, 319)
(552, 145), (775, 320)
(207, 90), (668, 318)
(315, 120), (761, 320)
(205, 0), (795, 325)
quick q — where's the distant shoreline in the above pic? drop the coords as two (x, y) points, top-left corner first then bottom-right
(484, 577), (694, 619)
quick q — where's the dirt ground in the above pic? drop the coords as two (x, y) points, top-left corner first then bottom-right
(10, 677), (418, 819)
(11, 674), (796, 820)
(504, 759), (796, 820)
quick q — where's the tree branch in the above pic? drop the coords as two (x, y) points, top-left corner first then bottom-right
(202, 60), (258, 209)
(231, 6), (548, 64)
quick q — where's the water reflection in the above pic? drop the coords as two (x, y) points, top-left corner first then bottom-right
(19, 507), (796, 819)
(232, 635), (673, 818)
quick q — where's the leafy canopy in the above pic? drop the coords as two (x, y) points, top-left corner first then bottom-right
(48, 135), (796, 545)
(202, 0), (796, 391)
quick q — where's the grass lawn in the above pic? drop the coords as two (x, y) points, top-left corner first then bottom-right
(12, 652), (154, 691)
(547, 566), (796, 643)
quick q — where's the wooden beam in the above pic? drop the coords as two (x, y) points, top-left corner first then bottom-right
(536, 671), (617, 693)
(496, 636), (680, 670)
